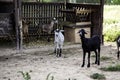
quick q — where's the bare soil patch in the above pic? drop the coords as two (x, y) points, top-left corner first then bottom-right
(0, 42), (120, 80)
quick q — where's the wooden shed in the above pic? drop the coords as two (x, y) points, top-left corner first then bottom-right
(60, 1), (104, 43)
(0, 0), (104, 50)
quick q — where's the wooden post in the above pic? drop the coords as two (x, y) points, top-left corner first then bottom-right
(100, 0), (104, 45)
(14, 0), (19, 50)
(14, 0), (23, 52)
(18, 0), (23, 51)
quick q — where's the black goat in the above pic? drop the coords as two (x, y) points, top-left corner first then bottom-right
(116, 36), (120, 59)
(78, 29), (101, 67)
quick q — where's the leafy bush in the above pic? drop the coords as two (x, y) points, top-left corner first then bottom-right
(90, 73), (106, 80)
(103, 25), (120, 41)
(103, 5), (120, 42)
(100, 64), (120, 71)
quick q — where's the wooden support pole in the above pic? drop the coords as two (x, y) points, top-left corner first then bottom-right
(18, 0), (23, 51)
(14, 0), (23, 52)
(100, 0), (104, 45)
(14, 0), (19, 50)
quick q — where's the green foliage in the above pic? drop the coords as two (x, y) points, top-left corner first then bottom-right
(100, 56), (112, 61)
(90, 73), (106, 80)
(36, 0), (65, 2)
(111, 0), (120, 5)
(104, 25), (120, 42)
(76, 0), (100, 3)
(18, 71), (31, 80)
(91, 55), (112, 61)
(100, 64), (120, 71)
(105, 0), (120, 4)
(103, 5), (120, 42)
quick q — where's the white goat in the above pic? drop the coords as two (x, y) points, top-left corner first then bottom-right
(54, 29), (64, 57)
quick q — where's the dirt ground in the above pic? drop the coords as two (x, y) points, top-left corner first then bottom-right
(0, 42), (120, 80)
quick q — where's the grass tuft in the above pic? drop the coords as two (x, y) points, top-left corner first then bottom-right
(46, 73), (54, 80)
(91, 55), (112, 61)
(100, 56), (112, 61)
(90, 73), (106, 80)
(100, 64), (120, 71)
(18, 71), (31, 80)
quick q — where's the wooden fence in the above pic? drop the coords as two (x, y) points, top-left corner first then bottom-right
(0, 2), (104, 43)
(22, 2), (65, 37)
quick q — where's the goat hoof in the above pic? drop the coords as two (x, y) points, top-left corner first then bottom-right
(117, 56), (119, 60)
(56, 54), (59, 57)
(97, 61), (100, 65)
(81, 64), (84, 67)
(59, 54), (61, 57)
(95, 61), (97, 64)
(87, 64), (90, 68)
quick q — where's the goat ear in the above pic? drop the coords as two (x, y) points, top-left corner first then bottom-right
(60, 30), (64, 32)
(85, 31), (87, 34)
(77, 30), (80, 34)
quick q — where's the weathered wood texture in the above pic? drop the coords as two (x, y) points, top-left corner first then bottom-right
(22, 2), (65, 36)
(65, 3), (102, 37)
(0, 1), (104, 42)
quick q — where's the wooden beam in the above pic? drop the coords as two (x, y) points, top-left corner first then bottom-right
(100, 0), (104, 44)
(14, 0), (23, 51)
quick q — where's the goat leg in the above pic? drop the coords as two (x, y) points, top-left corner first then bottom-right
(117, 46), (119, 59)
(81, 51), (86, 67)
(56, 48), (59, 57)
(94, 50), (98, 64)
(54, 48), (56, 53)
(87, 52), (91, 68)
(98, 47), (100, 65)
(117, 51), (119, 59)
(59, 48), (62, 57)
(47, 36), (50, 42)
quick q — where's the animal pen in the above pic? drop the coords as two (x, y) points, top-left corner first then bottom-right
(0, 0), (104, 50)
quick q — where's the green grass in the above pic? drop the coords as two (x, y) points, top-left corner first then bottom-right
(18, 71), (31, 80)
(100, 56), (112, 61)
(104, 5), (120, 21)
(100, 64), (120, 71)
(90, 73), (106, 80)
(91, 55), (112, 61)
